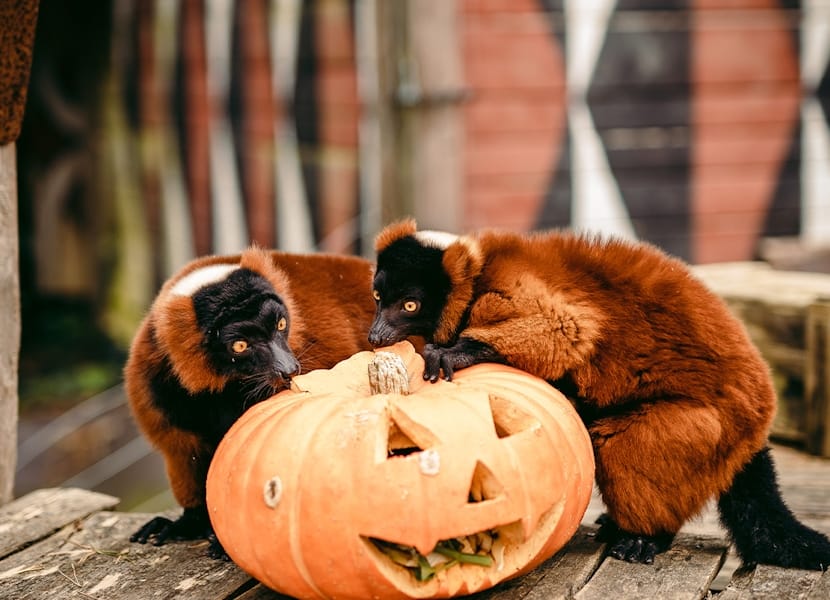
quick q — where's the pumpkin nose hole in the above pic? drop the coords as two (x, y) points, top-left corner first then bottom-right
(468, 460), (504, 503)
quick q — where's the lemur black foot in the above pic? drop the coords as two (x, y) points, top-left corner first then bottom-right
(596, 514), (674, 565)
(130, 506), (212, 547)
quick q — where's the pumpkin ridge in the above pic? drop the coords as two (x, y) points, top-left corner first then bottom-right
(286, 394), (350, 599)
(232, 396), (317, 595)
(209, 399), (298, 558)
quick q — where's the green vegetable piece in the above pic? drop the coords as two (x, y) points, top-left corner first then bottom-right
(432, 544), (494, 567)
(416, 555), (436, 581)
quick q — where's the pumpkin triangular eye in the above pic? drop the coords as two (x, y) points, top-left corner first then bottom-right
(488, 394), (539, 439)
(468, 460), (504, 503)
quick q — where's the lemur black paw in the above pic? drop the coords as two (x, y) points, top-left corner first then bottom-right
(423, 344), (458, 382)
(423, 339), (503, 383)
(129, 507), (212, 546)
(207, 533), (231, 561)
(596, 515), (674, 565)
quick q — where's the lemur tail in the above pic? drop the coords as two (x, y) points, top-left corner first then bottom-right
(717, 446), (830, 570)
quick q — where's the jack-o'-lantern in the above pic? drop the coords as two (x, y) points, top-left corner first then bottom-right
(206, 342), (594, 599)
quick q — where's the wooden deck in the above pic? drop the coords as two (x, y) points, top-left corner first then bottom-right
(1, 444), (827, 600)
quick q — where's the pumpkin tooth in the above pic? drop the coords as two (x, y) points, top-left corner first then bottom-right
(457, 536), (475, 555)
(477, 531), (493, 553)
(491, 537), (506, 572)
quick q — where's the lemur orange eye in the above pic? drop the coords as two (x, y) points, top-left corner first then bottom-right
(372, 290), (381, 301)
(277, 317), (287, 331)
(232, 340), (248, 354)
(403, 300), (419, 313)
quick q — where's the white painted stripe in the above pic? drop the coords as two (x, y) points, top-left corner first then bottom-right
(356, 0), (383, 256)
(154, 0), (194, 277)
(565, 0), (617, 95)
(270, 0), (315, 252)
(206, 0), (248, 254)
(801, 99), (830, 245)
(569, 103), (636, 240)
(565, 0), (634, 240)
(802, 0), (830, 89)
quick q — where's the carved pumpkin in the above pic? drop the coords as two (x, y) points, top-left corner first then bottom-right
(206, 342), (594, 600)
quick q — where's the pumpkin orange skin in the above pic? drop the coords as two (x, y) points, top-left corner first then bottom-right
(207, 342), (594, 599)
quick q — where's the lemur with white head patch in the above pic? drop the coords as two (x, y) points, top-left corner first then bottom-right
(368, 219), (830, 570)
(126, 247), (374, 557)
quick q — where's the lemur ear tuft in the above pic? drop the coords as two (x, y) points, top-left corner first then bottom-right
(435, 237), (484, 345)
(375, 218), (418, 253)
(239, 245), (306, 345)
(239, 244), (278, 277)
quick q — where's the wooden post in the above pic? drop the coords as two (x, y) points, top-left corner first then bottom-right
(0, 0), (39, 505)
(379, 0), (465, 231)
(0, 144), (20, 505)
(401, 0), (465, 232)
(805, 300), (830, 457)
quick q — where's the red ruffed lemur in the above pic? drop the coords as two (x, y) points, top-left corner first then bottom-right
(368, 219), (830, 570)
(125, 246), (375, 558)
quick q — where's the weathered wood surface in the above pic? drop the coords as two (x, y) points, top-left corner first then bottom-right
(694, 262), (830, 456)
(573, 535), (727, 600)
(0, 487), (826, 600)
(717, 564), (829, 600)
(693, 262), (830, 307)
(0, 487), (118, 559)
(0, 494), (252, 600)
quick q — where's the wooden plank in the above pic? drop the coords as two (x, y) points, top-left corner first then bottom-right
(574, 534), (728, 600)
(806, 569), (830, 600)
(470, 526), (606, 600)
(0, 510), (253, 600)
(693, 263), (830, 308)
(0, 488), (119, 559)
(805, 301), (830, 457)
(717, 564), (825, 600)
(693, 263), (830, 451)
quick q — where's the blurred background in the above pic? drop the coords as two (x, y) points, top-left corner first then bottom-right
(15, 0), (830, 512)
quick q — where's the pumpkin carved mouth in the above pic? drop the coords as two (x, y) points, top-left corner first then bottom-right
(361, 499), (567, 595)
(365, 526), (506, 583)
(367, 450), (516, 582)
(367, 382), (570, 590)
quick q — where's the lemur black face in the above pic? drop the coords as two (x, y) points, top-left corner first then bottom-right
(192, 268), (300, 398)
(369, 237), (451, 347)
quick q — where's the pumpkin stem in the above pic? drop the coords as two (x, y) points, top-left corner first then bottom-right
(368, 351), (410, 395)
